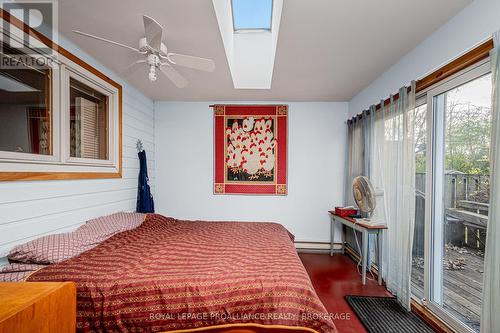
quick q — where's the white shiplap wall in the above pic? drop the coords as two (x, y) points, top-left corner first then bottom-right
(0, 36), (155, 258)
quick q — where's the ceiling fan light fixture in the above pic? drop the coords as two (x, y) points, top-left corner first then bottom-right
(148, 65), (157, 82)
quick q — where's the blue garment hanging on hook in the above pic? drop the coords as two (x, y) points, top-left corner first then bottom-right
(136, 150), (154, 213)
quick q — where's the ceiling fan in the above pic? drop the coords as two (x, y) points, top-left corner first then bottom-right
(72, 15), (215, 88)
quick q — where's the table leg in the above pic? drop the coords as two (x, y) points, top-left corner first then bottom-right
(341, 225), (345, 254)
(330, 217), (334, 256)
(362, 230), (368, 285)
(377, 231), (383, 285)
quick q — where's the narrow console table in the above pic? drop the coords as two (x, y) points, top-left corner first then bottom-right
(328, 211), (387, 285)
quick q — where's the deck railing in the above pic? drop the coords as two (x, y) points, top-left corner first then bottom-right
(413, 172), (489, 255)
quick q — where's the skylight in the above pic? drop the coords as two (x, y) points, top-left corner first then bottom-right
(232, 0), (273, 31)
(213, 0), (283, 88)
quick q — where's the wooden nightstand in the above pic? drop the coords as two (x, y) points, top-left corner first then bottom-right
(0, 282), (76, 333)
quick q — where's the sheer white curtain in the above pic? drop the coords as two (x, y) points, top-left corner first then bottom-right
(370, 83), (417, 310)
(481, 32), (500, 333)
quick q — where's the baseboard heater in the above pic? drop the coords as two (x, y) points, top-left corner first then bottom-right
(294, 241), (342, 252)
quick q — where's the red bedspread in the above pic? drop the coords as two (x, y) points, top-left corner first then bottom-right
(28, 214), (336, 333)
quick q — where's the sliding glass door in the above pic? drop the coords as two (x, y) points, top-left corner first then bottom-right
(411, 101), (428, 300)
(417, 61), (492, 333)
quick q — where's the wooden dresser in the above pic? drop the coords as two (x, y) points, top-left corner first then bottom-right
(0, 282), (76, 333)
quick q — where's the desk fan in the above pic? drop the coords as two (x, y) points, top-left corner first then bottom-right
(352, 176), (384, 225)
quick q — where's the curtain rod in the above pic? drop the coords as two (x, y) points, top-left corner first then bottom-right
(348, 38), (494, 124)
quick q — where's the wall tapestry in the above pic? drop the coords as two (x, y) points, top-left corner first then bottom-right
(213, 104), (288, 195)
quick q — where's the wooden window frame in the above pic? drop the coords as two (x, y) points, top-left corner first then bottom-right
(349, 38), (494, 123)
(0, 9), (122, 181)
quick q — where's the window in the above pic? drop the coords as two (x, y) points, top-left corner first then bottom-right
(0, 13), (122, 180)
(412, 60), (491, 333)
(0, 42), (52, 157)
(429, 65), (491, 333)
(69, 78), (108, 160)
(411, 101), (427, 300)
(232, 0), (273, 31)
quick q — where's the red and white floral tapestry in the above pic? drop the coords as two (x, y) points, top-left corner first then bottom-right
(213, 104), (288, 195)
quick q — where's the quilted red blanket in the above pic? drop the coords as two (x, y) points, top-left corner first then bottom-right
(28, 214), (336, 333)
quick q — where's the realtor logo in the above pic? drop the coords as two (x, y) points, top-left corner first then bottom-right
(1, 0), (58, 68)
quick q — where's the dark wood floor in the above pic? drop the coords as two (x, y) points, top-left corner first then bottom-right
(299, 253), (391, 333)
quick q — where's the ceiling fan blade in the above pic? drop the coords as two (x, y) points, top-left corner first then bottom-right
(167, 53), (215, 72)
(160, 65), (188, 88)
(123, 60), (146, 77)
(143, 15), (163, 51)
(72, 30), (140, 53)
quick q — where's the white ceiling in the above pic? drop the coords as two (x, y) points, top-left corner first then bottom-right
(58, 0), (471, 101)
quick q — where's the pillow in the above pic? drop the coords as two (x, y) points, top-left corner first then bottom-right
(8, 212), (146, 264)
(76, 212), (145, 245)
(0, 263), (48, 282)
(8, 232), (90, 264)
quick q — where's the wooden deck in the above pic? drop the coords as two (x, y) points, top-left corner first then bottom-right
(412, 245), (484, 332)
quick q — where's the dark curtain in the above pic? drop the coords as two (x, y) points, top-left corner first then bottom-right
(136, 150), (154, 213)
(345, 108), (376, 266)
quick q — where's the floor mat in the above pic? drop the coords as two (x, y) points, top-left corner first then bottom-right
(345, 296), (436, 333)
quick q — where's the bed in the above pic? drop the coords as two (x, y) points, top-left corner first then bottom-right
(4, 213), (336, 333)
